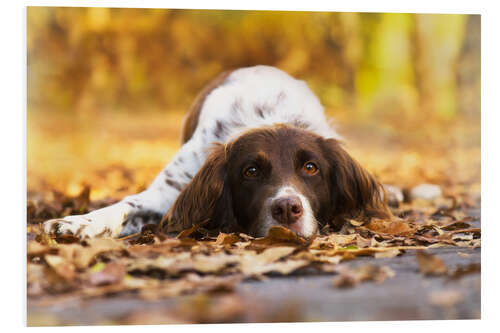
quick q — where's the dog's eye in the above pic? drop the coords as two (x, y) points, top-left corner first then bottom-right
(243, 166), (260, 178)
(303, 162), (319, 175)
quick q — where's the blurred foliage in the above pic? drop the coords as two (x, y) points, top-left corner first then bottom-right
(27, 7), (480, 123)
(27, 8), (481, 200)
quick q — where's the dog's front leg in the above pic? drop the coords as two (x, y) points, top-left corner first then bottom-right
(42, 186), (179, 238)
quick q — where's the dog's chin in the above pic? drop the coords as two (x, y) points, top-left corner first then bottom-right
(253, 218), (318, 239)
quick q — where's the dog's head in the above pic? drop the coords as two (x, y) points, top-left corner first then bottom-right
(165, 125), (389, 238)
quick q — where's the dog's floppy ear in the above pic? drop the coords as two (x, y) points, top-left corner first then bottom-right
(162, 143), (237, 233)
(320, 138), (391, 228)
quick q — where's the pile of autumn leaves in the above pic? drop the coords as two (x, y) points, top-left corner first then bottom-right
(27, 188), (480, 301)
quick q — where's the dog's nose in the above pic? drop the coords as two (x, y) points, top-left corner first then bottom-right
(271, 196), (304, 225)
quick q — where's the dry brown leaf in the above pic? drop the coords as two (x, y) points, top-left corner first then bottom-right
(191, 252), (240, 273)
(215, 233), (241, 246)
(175, 219), (210, 238)
(128, 252), (192, 276)
(457, 251), (471, 258)
(256, 246), (296, 263)
(252, 226), (308, 246)
(441, 221), (472, 231)
(44, 254), (76, 281)
(326, 234), (357, 247)
(293, 250), (343, 265)
(416, 250), (447, 275)
(170, 293), (246, 323)
(27, 240), (52, 256)
(374, 249), (401, 258)
(348, 219), (365, 227)
(123, 310), (191, 325)
(429, 289), (464, 307)
(364, 218), (415, 236)
(355, 235), (372, 248)
(139, 274), (242, 300)
(237, 246), (302, 275)
(57, 238), (123, 269)
(447, 263), (480, 281)
(332, 264), (395, 288)
(88, 262), (127, 286)
(243, 259), (309, 276)
(27, 263), (47, 296)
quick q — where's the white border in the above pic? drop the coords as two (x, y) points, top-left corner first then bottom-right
(13, 0), (487, 13)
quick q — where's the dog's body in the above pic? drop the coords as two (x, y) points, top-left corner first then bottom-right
(44, 65), (388, 239)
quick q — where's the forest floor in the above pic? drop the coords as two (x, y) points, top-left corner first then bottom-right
(26, 110), (481, 325)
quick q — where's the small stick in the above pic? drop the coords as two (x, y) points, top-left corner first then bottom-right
(117, 232), (140, 241)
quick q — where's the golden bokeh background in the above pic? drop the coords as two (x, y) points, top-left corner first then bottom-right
(27, 8), (480, 202)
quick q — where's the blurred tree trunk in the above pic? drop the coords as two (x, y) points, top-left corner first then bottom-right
(333, 13), (362, 106)
(410, 15), (434, 119)
(411, 14), (468, 120)
(456, 15), (481, 116)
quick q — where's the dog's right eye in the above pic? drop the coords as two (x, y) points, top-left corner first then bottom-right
(243, 166), (260, 178)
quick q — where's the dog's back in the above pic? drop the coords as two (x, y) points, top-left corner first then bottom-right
(182, 65), (340, 148)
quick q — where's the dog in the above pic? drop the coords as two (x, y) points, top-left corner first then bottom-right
(43, 65), (389, 239)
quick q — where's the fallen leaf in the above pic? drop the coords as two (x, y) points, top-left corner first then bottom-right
(326, 234), (357, 247)
(374, 249), (401, 258)
(364, 218), (415, 236)
(138, 274), (242, 300)
(256, 246), (296, 263)
(88, 262), (127, 286)
(416, 250), (447, 275)
(332, 264), (395, 288)
(171, 293), (246, 323)
(252, 226), (308, 246)
(446, 263), (480, 281)
(175, 219), (210, 239)
(44, 254), (76, 281)
(27, 241), (52, 256)
(457, 251), (471, 258)
(74, 238), (124, 268)
(191, 252), (240, 273)
(123, 311), (190, 325)
(429, 289), (464, 307)
(441, 221), (472, 231)
(348, 219), (364, 227)
(215, 233), (241, 246)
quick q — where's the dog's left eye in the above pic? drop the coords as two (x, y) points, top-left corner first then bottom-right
(303, 162), (319, 175)
(243, 166), (260, 178)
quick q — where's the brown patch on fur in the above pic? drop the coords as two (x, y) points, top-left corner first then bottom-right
(214, 120), (228, 139)
(255, 106), (265, 118)
(162, 144), (234, 233)
(181, 70), (234, 143)
(165, 179), (183, 192)
(319, 138), (391, 228)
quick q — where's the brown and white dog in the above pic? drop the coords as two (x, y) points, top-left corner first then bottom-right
(44, 65), (389, 239)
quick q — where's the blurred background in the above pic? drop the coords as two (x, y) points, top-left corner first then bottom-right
(27, 7), (480, 203)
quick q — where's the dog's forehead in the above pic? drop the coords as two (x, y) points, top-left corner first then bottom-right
(230, 126), (321, 155)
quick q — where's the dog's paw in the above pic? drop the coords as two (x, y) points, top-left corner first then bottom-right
(43, 215), (111, 239)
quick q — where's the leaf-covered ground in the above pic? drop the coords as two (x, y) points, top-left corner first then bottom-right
(27, 111), (481, 325)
